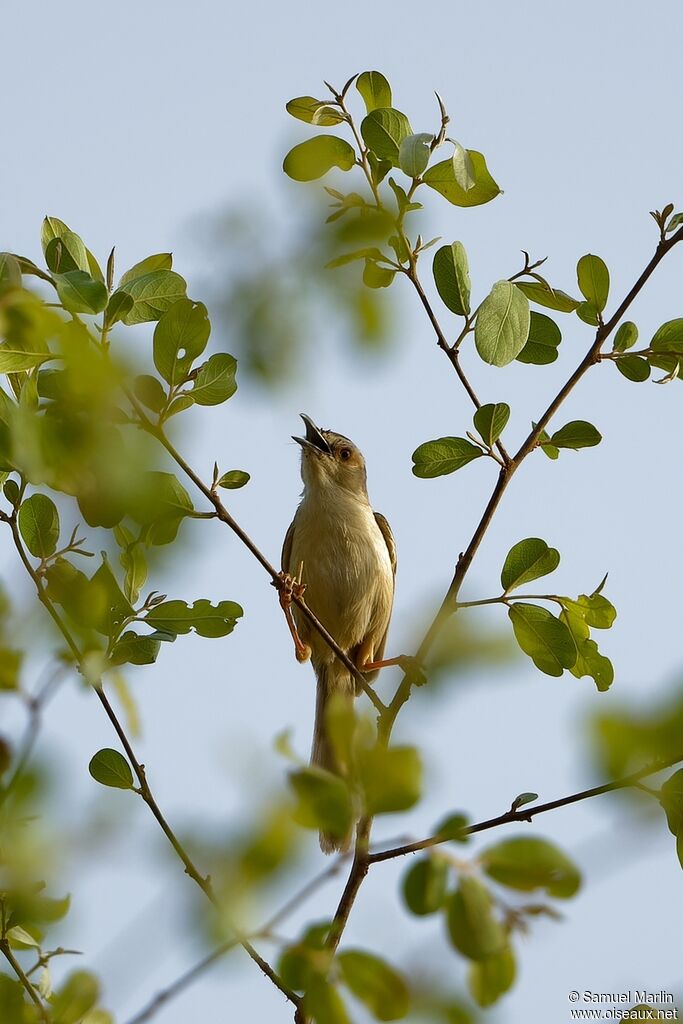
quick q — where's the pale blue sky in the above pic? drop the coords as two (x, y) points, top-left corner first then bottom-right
(2, 1), (683, 1021)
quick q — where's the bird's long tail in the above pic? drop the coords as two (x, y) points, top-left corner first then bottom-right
(311, 660), (355, 854)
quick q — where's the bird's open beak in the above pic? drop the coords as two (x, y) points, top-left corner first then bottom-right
(292, 413), (332, 455)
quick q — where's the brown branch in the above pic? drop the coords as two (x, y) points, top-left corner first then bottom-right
(0, 940), (50, 1022)
(0, 512), (299, 1013)
(325, 817), (371, 954)
(368, 751), (683, 863)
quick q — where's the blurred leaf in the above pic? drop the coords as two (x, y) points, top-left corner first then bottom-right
(145, 599), (243, 638)
(402, 856), (450, 916)
(51, 970), (100, 1024)
(613, 321), (638, 352)
(356, 71), (392, 112)
(446, 877), (507, 961)
(501, 537), (560, 592)
(103, 289), (134, 328)
(278, 921), (332, 992)
(615, 354), (650, 382)
(128, 471), (194, 545)
(650, 318), (683, 354)
(0, 347), (52, 372)
(508, 603), (576, 677)
(6, 925), (39, 948)
(134, 374), (166, 412)
(515, 281), (580, 313)
(412, 437), (483, 478)
(326, 247), (387, 269)
(88, 748), (134, 789)
(358, 745), (421, 814)
(0, 252), (22, 293)
(475, 281), (530, 366)
(577, 254), (609, 312)
(218, 470), (250, 489)
(516, 311), (561, 365)
(468, 945), (516, 1008)
(363, 261), (395, 289)
(432, 242), (471, 316)
(473, 403), (509, 448)
(120, 270), (187, 325)
(398, 133), (432, 177)
(18, 493), (60, 557)
(0, 648), (22, 690)
(110, 630), (164, 666)
(119, 253), (173, 288)
(289, 766), (353, 840)
(481, 836), (581, 897)
(423, 152), (500, 208)
(361, 108), (412, 166)
(54, 271), (108, 315)
(153, 297), (211, 385)
(283, 137), (356, 182)
(191, 353), (238, 405)
(338, 949), (410, 1020)
(286, 97), (345, 126)
(434, 812), (470, 843)
(549, 420), (601, 450)
(303, 976), (351, 1024)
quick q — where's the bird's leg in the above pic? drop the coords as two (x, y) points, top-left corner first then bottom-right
(359, 651), (425, 684)
(276, 565), (311, 663)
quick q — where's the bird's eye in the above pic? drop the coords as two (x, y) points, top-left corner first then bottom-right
(339, 448), (352, 461)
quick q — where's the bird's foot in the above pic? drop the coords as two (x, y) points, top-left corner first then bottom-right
(361, 654), (426, 684)
(276, 571), (311, 663)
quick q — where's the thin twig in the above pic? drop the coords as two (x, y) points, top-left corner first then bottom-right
(0, 940), (50, 1021)
(368, 750), (683, 863)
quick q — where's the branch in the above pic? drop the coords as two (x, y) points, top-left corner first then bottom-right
(0, 512), (299, 1013)
(0, 940), (50, 1022)
(368, 750), (683, 863)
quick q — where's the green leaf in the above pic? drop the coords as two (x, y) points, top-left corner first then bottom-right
(289, 766), (353, 840)
(658, 769), (683, 836)
(576, 301), (600, 326)
(165, 395), (194, 418)
(432, 242), (471, 316)
(338, 950), (410, 1021)
(278, 922), (333, 992)
(423, 151), (500, 208)
(561, 593), (616, 628)
(475, 281), (530, 366)
(356, 71), (392, 112)
(577, 254), (609, 312)
(134, 374), (166, 412)
(398, 133), (432, 177)
(18, 493), (60, 558)
(360, 108), (413, 165)
(613, 321), (638, 352)
(326, 247), (388, 269)
(468, 945), (516, 1008)
(145, 599), (243, 638)
(0, 346), (52, 372)
(218, 470), (250, 489)
(128, 471), (194, 545)
(516, 311), (561, 365)
(45, 231), (89, 274)
(508, 603), (576, 677)
(451, 141), (476, 191)
(358, 745), (421, 815)
(51, 970), (100, 1024)
(473, 403), (510, 448)
(88, 748), (134, 790)
(501, 537), (560, 592)
(191, 353), (238, 405)
(434, 812), (470, 843)
(121, 270), (187, 325)
(54, 271), (108, 315)
(285, 96), (345, 126)
(515, 280), (580, 313)
(615, 354), (650, 382)
(412, 437), (483, 478)
(110, 630), (163, 667)
(402, 856), (449, 916)
(481, 836), (581, 897)
(283, 136), (356, 181)
(363, 261), (395, 289)
(550, 420), (602, 450)
(446, 877), (507, 961)
(119, 253), (173, 288)
(103, 290), (134, 328)
(511, 792), (538, 811)
(566, 630), (614, 691)
(650, 318), (683, 354)
(6, 925), (40, 949)
(303, 976), (351, 1024)
(0, 252), (22, 293)
(152, 297), (211, 385)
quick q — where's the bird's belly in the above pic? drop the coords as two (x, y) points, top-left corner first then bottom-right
(289, 508), (393, 658)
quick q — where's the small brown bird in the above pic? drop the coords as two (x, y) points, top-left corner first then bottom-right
(281, 414), (397, 852)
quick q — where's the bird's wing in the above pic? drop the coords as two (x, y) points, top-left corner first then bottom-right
(281, 517), (296, 574)
(374, 511), (397, 578)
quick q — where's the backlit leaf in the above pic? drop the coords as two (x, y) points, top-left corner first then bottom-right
(191, 353), (238, 405)
(88, 748), (134, 790)
(283, 136), (356, 181)
(501, 537), (560, 592)
(508, 603), (576, 677)
(473, 403), (509, 448)
(356, 71), (392, 112)
(577, 254), (609, 312)
(515, 280), (579, 313)
(423, 151), (500, 208)
(361, 108), (413, 165)
(475, 281), (530, 366)
(412, 437), (483, 478)
(285, 96), (345, 126)
(153, 297), (211, 385)
(121, 270), (187, 325)
(398, 133), (432, 178)
(18, 493), (60, 558)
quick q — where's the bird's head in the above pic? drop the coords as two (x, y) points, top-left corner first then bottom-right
(293, 414), (368, 498)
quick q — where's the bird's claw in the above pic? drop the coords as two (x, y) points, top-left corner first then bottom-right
(276, 571), (311, 663)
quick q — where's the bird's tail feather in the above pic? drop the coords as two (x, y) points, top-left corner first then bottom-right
(311, 660), (355, 854)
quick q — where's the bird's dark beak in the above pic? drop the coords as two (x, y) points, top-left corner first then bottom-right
(292, 413), (332, 455)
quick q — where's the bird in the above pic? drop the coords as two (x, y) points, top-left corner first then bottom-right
(280, 414), (397, 853)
